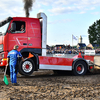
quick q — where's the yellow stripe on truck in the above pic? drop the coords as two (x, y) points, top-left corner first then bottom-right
(2, 58), (7, 61)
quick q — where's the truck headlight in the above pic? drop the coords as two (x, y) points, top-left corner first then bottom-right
(1, 62), (3, 65)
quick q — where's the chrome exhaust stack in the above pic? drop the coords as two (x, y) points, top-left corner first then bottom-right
(37, 13), (47, 56)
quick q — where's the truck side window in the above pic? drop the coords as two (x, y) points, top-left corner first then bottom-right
(11, 21), (25, 33)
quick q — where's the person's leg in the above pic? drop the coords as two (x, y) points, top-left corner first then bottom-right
(12, 64), (17, 83)
(10, 65), (13, 83)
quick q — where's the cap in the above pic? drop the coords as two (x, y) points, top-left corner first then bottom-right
(14, 45), (19, 50)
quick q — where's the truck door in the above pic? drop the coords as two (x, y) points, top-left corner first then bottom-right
(27, 19), (41, 49)
(8, 20), (28, 51)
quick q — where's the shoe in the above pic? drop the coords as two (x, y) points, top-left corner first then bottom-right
(13, 83), (19, 86)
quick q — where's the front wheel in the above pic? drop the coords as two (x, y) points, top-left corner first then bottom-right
(73, 61), (88, 76)
(19, 59), (35, 76)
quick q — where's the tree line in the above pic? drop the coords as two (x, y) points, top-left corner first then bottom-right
(88, 19), (100, 46)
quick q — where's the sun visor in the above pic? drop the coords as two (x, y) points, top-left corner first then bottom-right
(0, 17), (13, 27)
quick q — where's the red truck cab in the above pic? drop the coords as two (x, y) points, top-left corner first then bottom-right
(0, 13), (47, 70)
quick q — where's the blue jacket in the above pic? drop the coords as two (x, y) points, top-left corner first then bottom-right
(7, 50), (22, 65)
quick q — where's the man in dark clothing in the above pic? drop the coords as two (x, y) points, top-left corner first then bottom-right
(20, 24), (25, 32)
(6, 45), (24, 85)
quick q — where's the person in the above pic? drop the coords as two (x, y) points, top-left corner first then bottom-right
(20, 24), (25, 32)
(6, 45), (24, 85)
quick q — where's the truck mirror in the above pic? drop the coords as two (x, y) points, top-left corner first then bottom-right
(11, 22), (16, 32)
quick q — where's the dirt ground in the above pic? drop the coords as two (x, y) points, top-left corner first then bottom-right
(0, 67), (100, 100)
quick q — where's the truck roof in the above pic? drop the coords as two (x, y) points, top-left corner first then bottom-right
(12, 17), (38, 20)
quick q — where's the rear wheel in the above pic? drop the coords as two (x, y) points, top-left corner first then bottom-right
(73, 61), (88, 76)
(19, 59), (35, 76)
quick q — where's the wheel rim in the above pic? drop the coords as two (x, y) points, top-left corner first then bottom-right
(77, 66), (81, 71)
(26, 64), (29, 69)
(22, 61), (33, 73)
(76, 64), (84, 74)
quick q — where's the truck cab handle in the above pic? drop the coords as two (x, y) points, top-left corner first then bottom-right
(23, 43), (27, 45)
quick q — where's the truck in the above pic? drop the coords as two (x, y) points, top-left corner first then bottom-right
(0, 13), (95, 76)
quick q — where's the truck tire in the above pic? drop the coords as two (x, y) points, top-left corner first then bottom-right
(19, 59), (35, 76)
(73, 61), (87, 76)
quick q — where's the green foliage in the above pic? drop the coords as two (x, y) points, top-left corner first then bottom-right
(88, 19), (100, 45)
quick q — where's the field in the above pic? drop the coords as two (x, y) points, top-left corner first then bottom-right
(0, 67), (100, 100)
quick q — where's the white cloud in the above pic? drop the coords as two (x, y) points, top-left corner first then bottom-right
(49, 7), (79, 15)
(80, 11), (86, 14)
(39, 9), (44, 13)
(91, 12), (100, 15)
(37, 0), (100, 7)
(54, 0), (79, 6)
(0, 0), (100, 19)
(37, 0), (54, 6)
(90, 7), (95, 10)
(0, 0), (24, 17)
(37, 0), (100, 15)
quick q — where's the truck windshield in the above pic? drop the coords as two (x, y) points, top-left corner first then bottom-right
(0, 17), (12, 36)
(0, 22), (10, 35)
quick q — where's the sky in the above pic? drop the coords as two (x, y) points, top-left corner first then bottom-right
(0, 0), (100, 46)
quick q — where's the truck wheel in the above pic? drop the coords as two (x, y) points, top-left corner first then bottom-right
(73, 61), (87, 76)
(19, 59), (35, 76)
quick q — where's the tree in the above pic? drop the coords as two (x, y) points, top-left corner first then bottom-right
(88, 19), (100, 45)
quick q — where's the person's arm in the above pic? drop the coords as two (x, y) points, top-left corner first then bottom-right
(21, 57), (24, 61)
(18, 52), (24, 61)
(6, 52), (10, 67)
(6, 57), (9, 67)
